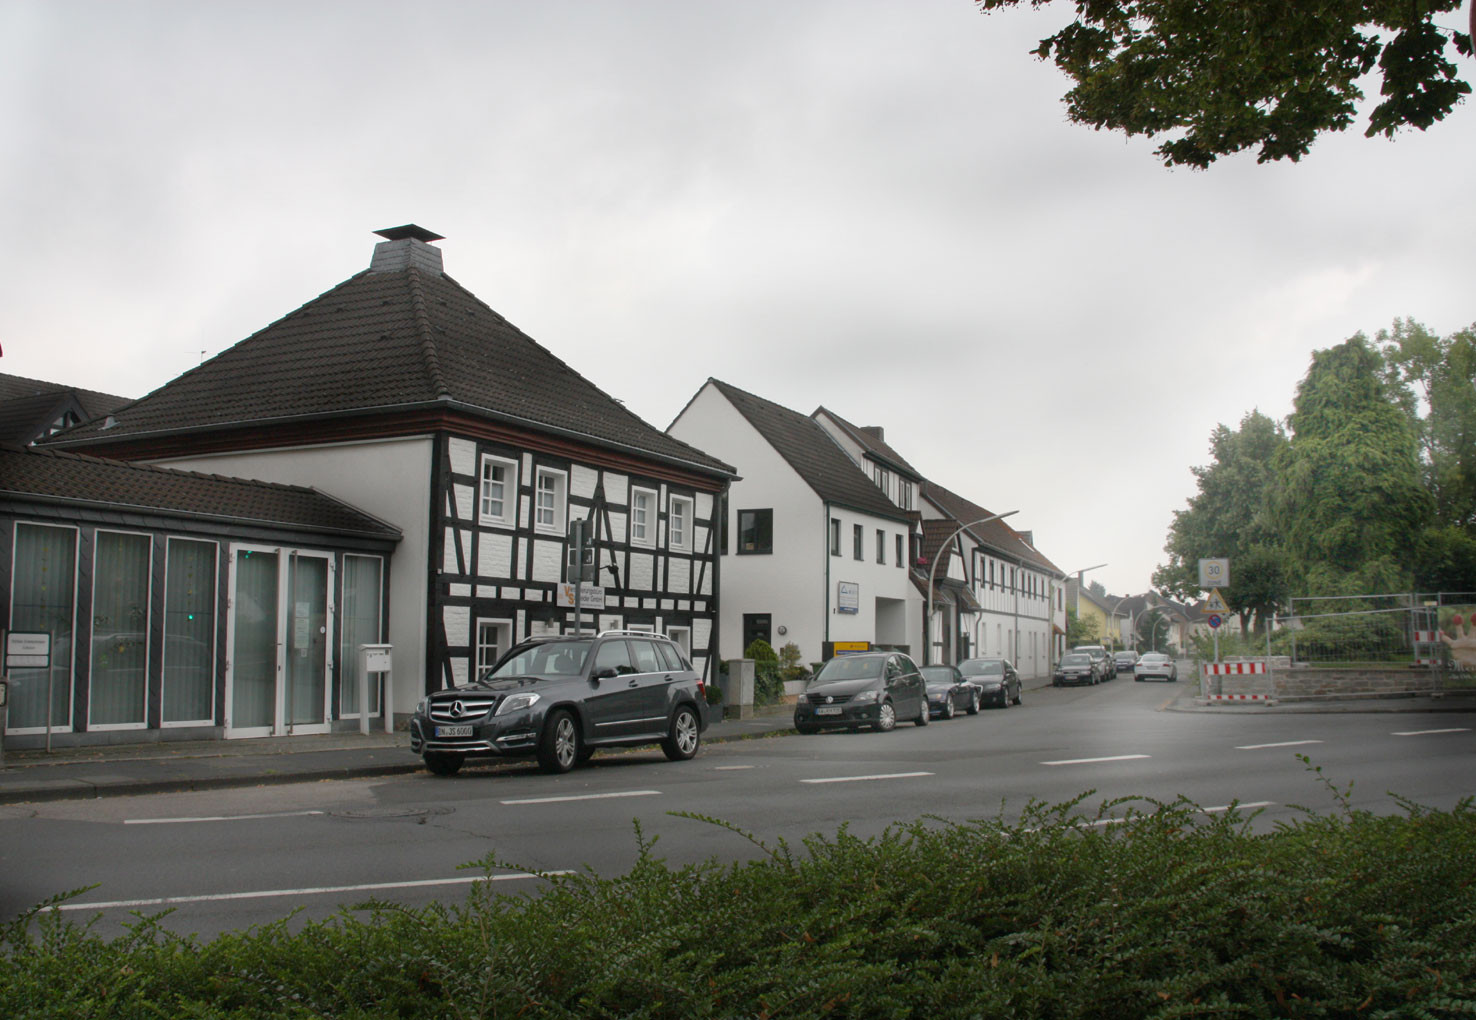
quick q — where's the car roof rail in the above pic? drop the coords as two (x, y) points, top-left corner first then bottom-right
(596, 629), (670, 640)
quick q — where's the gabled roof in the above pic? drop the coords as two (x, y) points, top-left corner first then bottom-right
(921, 479), (1061, 574)
(0, 372), (131, 446)
(1, 444), (401, 541)
(812, 406), (923, 481)
(705, 379), (909, 522)
(42, 230), (733, 480)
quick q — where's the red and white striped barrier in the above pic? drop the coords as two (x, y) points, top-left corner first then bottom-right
(1205, 693), (1275, 702)
(1413, 631), (1441, 643)
(1203, 661), (1267, 675)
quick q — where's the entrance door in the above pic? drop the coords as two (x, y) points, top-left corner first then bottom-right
(226, 545), (333, 737)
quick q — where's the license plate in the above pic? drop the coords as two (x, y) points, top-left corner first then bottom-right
(436, 725), (473, 737)
(815, 706), (842, 716)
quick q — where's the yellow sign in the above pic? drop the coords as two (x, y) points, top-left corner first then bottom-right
(832, 641), (871, 653)
(1204, 589), (1229, 614)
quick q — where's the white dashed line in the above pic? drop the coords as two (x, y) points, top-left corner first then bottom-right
(126, 810), (326, 825)
(712, 765), (755, 771)
(500, 790), (661, 805)
(1392, 728), (1470, 737)
(1234, 740), (1323, 750)
(1204, 801), (1275, 813)
(51, 871), (569, 912)
(1040, 754), (1150, 766)
(800, 771), (934, 784)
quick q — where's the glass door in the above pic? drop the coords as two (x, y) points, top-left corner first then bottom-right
(226, 545), (333, 737)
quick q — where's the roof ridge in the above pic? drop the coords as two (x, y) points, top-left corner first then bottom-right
(405, 268), (450, 399)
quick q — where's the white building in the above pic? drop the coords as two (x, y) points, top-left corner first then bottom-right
(668, 379), (921, 665)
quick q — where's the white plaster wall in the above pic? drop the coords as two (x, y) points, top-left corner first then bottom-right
(670, 383), (826, 661)
(147, 436), (433, 718)
(824, 504), (914, 652)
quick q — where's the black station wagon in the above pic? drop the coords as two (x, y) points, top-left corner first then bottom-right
(409, 630), (710, 775)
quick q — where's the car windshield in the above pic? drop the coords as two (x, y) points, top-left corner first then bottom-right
(960, 659), (1004, 675)
(1060, 654), (1091, 665)
(486, 639), (593, 679)
(812, 656), (883, 683)
(920, 666), (957, 684)
(1139, 653), (1168, 663)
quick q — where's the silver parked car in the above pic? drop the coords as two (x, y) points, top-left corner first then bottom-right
(1133, 652), (1179, 682)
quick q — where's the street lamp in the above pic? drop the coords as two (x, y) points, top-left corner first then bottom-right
(926, 510), (1019, 664)
(1066, 563), (1108, 617)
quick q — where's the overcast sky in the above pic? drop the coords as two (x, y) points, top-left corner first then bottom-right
(3, 1), (1472, 597)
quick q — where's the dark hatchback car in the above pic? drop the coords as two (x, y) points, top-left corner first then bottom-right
(794, 651), (929, 733)
(921, 664), (978, 718)
(957, 656), (1022, 707)
(1053, 652), (1098, 686)
(409, 630), (709, 776)
(1113, 650), (1140, 673)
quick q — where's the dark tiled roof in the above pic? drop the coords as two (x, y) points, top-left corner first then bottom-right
(0, 372), (132, 446)
(43, 259), (733, 478)
(921, 479), (1061, 574)
(813, 406), (923, 480)
(1, 445), (401, 540)
(708, 379), (909, 522)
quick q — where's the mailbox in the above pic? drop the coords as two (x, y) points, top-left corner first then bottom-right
(357, 643), (394, 736)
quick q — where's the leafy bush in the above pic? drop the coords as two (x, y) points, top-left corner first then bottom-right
(5, 787), (1475, 1019)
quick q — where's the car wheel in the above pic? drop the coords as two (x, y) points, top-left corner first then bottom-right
(914, 699), (929, 726)
(423, 751), (464, 777)
(1013, 686), (1023, 706)
(537, 709), (581, 774)
(943, 699), (955, 720)
(662, 705), (701, 761)
(874, 700), (897, 732)
(966, 689), (980, 715)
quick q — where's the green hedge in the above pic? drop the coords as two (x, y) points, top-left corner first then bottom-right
(5, 787), (1475, 1018)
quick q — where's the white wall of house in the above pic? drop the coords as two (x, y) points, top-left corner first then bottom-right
(822, 503), (915, 656)
(670, 385), (824, 662)
(147, 436), (433, 718)
(669, 383), (917, 665)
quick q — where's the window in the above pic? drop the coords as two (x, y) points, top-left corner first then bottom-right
(478, 455), (518, 528)
(630, 487), (656, 547)
(898, 483), (914, 511)
(665, 625), (692, 662)
(534, 467), (567, 534)
(853, 523), (863, 561)
(476, 619), (514, 679)
(91, 530), (152, 728)
(669, 495), (694, 553)
(163, 538), (217, 725)
(874, 465), (890, 495)
(829, 518), (841, 556)
(340, 554), (385, 717)
(8, 523), (77, 731)
(737, 509), (773, 555)
(895, 533), (904, 567)
(630, 639), (664, 673)
(876, 528), (885, 564)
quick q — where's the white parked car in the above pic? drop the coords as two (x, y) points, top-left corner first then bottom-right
(1134, 652), (1178, 682)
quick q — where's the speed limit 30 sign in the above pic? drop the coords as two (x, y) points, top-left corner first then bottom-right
(1198, 558), (1229, 588)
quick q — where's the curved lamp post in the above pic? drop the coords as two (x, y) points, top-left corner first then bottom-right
(926, 510), (1018, 664)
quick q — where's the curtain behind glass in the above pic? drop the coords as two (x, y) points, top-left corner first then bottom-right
(90, 531), (151, 726)
(339, 555), (383, 715)
(232, 549), (279, 730)
(8, 524), (76, 729)
(163, 539), (216, 723)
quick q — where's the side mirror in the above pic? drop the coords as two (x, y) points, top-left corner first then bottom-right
(593, 666), (619, 681)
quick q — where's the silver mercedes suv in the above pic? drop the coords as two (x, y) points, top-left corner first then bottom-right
(409, 630), (710, 776)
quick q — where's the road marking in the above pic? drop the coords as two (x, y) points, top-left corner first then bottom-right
(1204, 801), (1275, 813)
(1234, 740), (1323, 750)
(1392, 728), (1471, 737)
(125, 810), (327, 825)
(712, 765), (755, 771)
(50, 871), (570, 912)
(500, 789), (661, 805)
(800, 771), (934, 784)
(1040, 754), (1150, 766)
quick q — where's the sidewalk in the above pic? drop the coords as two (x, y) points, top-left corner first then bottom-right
(0, 703), (799, 806)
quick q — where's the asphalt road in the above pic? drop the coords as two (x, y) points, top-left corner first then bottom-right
(3, 673), (1472, 939)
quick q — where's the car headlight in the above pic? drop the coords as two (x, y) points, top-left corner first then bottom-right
(851, 690), (879, 705)
(415, 697), (429, 715)
(496, 692), (541, 716)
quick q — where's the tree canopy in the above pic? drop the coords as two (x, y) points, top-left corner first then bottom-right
(976, 0), (1474, 167)
(1155, 322), (1476, 616)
